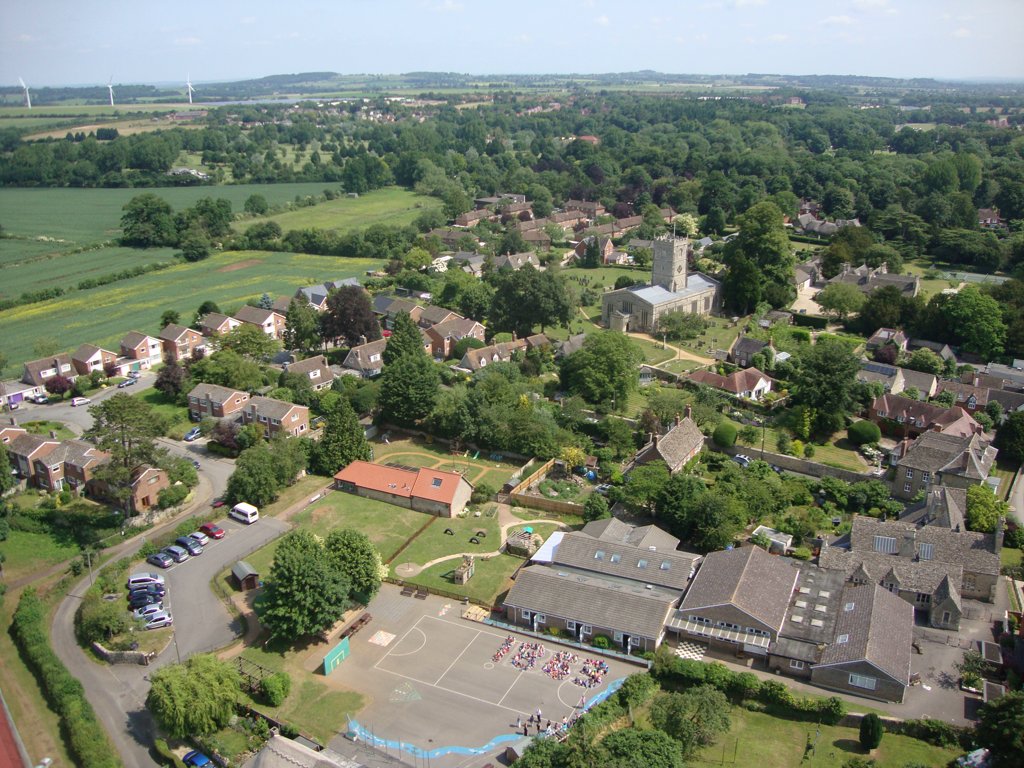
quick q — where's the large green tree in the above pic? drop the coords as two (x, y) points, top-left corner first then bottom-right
(146, 654), (240, 739)
(966, 485), (1008, 534)
(120, 193), (177, 247)
(559, 331), (643, 409)
(489, 266), (575, 337)
(816, 282), (865, 322)
(942, 285), (1007, 359)
(723, 201), (795, 309)
(216, 323), (280, 363)
(600, 727), (684, 768)
(649, 685), (731, 758)
(261, 530), (350, 640)
(225, 443), (281, 506)
(284, 297), (322, 354)
(791, 338), (861, 435)
(378, 353), (440, 426)
(324, 529), (384, 603)
(996, 411), (1024, 463)
(189, 349), (265, 392)
(976, 691), (1024, 768)
(86, 394), (167, 511)
(382, 311), (427, 366)
(310, 396), (371, 475)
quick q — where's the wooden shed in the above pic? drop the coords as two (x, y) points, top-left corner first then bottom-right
(232, 560), (260, 591)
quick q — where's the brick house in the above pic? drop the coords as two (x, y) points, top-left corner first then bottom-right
(119, 331), (164, 370)
(234, 305), (287, 340)
(6, 432), (60, 485)
(198, 312), (241, 338)
(241, 397), (310, 438)
(71, 344), (118, 377)
(284, 355), (334, 391)
(424, 318), (486, 360)
(129, 465), (170, 512)
(334, 460), (473, 517)
(869, 394), (982, 439)
(158, 324), (206, 362)
(21, 355), (76, 388)
(573, 236), (615, 263)
(687, 367), (773, 402)
(187, 383), (250, 421)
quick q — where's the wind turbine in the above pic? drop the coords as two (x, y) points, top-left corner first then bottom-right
(18, 77), (31, 109)
(186, 74), (195, 105)
(107, 77), (114, 107)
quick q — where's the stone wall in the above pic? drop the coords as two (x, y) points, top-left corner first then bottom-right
(92, 641), (155, 665)
(709, 439), (871, 484)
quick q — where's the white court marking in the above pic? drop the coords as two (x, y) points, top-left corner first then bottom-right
(383, 626), (427, 657)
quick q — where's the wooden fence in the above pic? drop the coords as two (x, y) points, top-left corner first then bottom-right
(507, 457), (586, 515)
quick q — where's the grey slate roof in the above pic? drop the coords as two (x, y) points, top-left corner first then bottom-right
(246, 396), (304, 421)
(633, 417), (704, 473)
(814, 583), (913, 686)
(504, 565), (679, 641)
(820, 546), (963, 597)
(898, 431), (996, 479)
(580, 518), (681, 551)
(679, 546), (799, 634)
(730, 336), (767, 363)
(550, 531), (697, 591)
(188, 382), (247, 402)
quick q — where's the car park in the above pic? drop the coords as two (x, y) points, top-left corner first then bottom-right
(189, 530), (209, 546)
(133, 603), (165, 620)
(146, 552), (174, 569)
(126, 572), (165, 589)
(143, 610), (173, 630)
(175, 536), (203, 556)
(184, 427), (202, 442)
(116, 378), (137, 388)
(199, 522), (225, 539)
(183, 750), (212, 767)
(163, 545), (190, 563)
(70, 396), (91, 407)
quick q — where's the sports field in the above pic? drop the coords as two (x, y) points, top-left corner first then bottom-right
(0, 249), (380, 368)
(238, 187), (440, 234)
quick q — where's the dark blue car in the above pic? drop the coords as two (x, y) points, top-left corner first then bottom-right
(183, 751), (211, 767)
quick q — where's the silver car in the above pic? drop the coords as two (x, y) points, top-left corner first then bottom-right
(144, 610), (173, 630)
(133, 603), (165, 621)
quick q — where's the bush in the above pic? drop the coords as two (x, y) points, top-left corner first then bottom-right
(791, 546), (812, 561)
(712, 422), (737, 448)
(154, 738), (187, 768)
(260, 671), (292, 707)
(157, 484), (189, 510)
(860, 713), (884, 750)
(75, 592), (131, 645)
(471, 482), (496, 504)
(138, 540), (159, 558)
(819, 697), (846, 725)
(12, 590), (120, 768)
(592, 634), (612, 649)
(848, 420), (881, 446)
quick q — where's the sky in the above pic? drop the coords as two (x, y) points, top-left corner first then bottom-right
(3, 0), (1024, 88)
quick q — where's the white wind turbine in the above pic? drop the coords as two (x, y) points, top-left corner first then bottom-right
(18, 77), (31, 109)
(186, 74), (195, 105)
(107, 77), (114, 107)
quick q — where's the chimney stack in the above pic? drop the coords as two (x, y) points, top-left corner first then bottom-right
(49, 430), (57, 439)
(684, 404), (692, 421)
(674, 412), (681, 427)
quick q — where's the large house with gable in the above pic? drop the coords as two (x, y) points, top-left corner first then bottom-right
(888, 430), (998, 500)
(629, 410), (704, 474)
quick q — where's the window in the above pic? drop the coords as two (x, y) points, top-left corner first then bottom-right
(271, 418), (280, 425)
(613, 632), (623, 642)
(918, 542), (934, 561)
(790, 660), (805, 670)
(581, 625), (592, 635)
(369, 354), (381, 363)
(878, 411), (887, 418)
(566, 621), (576, 631)
(844, 602), (855, 611)
(610, 553), (621, 563)
(904, 482), (912, 493)
(849, 674), (877, 691)
(837, 634), (849, 644)
(637, 559), (648, 569)
(291, 413), (298, 421)
(535, 614), (546, 624)
(905, 468), (914, 479)
(942, 611), (951, 625)
(594, 550), (605, 561)
(660, 560), (671, 571)
(521, 610), (531, 620)
(915, 593), (931, 605)
(258, 415), (268, 423)
(922, 472), (931, 483)
(431, 478), (442, 488)
(148, 475), (159, 485)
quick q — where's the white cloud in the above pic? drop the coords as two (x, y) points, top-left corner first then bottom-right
(821, 14), (855, 25)
(17, 33), (37, 43)
(240, 16), (256, 25)
(174, 36), (201, 46)
(953, 27), (972, 38)
(732, 0), (767, 7)
(853, 0), (888, 8)
(433, 0), (463, 12)
(595, 15), (610, 26)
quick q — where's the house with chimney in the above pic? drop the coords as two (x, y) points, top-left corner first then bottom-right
(70, 344), (118, 378)
(827, 264), (920, 298)
(856, 363), (937, 400)
(887, 430), (998, 500)
(687, 367), (773, 402)
(563, 200), (605, 219)
(295, 278), (362, 312)
(869, 394), (983, 439)
(456, 336), (549, 373)
(728, 336), (768, 368)
(284, 355), (335, 391)
(342, 338), (387, 378)
(198, 312), (241, 338)
(865, 328), (909, 354)
(424, 318), (486, 360)
(187, 383), (250, 422)
(234, 305), (287, 340)
(119, 331), (164, 370)
(21, 355), (76, 388)
(241, 397), (310, 439)
(628, 410), (704, 474)
(158, 324), (206, 362)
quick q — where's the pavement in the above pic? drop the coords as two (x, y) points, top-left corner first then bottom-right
(1007, 462), (1023, 528)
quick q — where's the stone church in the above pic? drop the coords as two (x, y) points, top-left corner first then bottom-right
(601, 236), (720, 333)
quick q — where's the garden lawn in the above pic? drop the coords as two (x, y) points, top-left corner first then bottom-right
(393, 514), (501, 569)
(563, 264), (648, 292)
(0, 249), (380, 370)
(990, 458), (1018, 502)
(672, 315), (744, 358)
(631, 336), (675, 366)
(1001, 546), (1022, 570)
(289, 491), (427, 561)
(372, 436), (525, 488)
(238, 188), (439, 234)
(694, 706), (958, 768)
(0, 529), (80, 583)
(22, 420), (77, 440)
(134, 389), (192, 438)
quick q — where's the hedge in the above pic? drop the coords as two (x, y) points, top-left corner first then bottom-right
(712, 422), (737, 448)
(848, 420), (881, 446)
(154, 739), (187, 768)
(791, 313), (829, 329)
(12, 590), (123, 768)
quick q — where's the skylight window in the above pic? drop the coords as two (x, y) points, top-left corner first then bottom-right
(431, 478), (442, 487)
(594, 551), (605, 561)
(610, 553), (621, 563)
(660, 560), (671, 571)
(637, 559), (648, 569)
(844, 602), (855, 612)
(837, 634), (849, 644)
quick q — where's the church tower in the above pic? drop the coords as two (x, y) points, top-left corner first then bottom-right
(651, 235), (689, 293)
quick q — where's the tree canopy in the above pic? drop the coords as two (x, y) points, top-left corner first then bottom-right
(559, 331), (643, 409)
(146, 654), (240, 739)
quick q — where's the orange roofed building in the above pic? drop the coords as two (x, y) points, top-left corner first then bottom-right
(333, 460), (474, 517)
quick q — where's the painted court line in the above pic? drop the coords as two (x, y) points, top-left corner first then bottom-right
(434, 627), (483, 686)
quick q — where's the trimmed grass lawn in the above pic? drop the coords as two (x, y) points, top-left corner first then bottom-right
(0, 529), (80, 583)
(239, 187), (440, 234)
(22, 420), (77, 440)
(1001, 546), (1022, 570)
(659, 358), (703, 374)
(392, 514), (501, 569)
(673, 315), (744, 358)
(563, 264), (648, 292)
(134, 388), (192, 439)
(290, 491), (427, 561)
(991, 458), (1019, 502)
(372, 436), (525, 489)
(631, 336), (675, 365)
(695, 706), (958, 768)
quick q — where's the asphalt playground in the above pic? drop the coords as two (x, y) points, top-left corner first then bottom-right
(327, 586), (641, 768)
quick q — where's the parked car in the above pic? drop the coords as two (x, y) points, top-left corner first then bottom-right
(189, 530), (209, 546)
(199, 522), (225, 539)
(175, 536), (203, 556)
(184, 427), (202, 442)
(146, 552), (174, 569)
(116, 378), (137, 388)
(732, 454), (753, 468)
(128, 593), (162, 609)
(595, 483), (612, 495)
(127, 371), (141, 379)
(163, 545), (190, 563)
(133, 603), (165, 620)
(128, 584), (166, 599)
(126, 572), (165, 589)
(70, 396), (91, 407)
(211, 498), (226, 508)
(28, 393), (49, 404)
(183, 750), (212, 767)
(192, 459), (201, 469)
(144, 610), (173, 630)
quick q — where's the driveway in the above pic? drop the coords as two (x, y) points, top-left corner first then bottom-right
(51, 505), (289, 767)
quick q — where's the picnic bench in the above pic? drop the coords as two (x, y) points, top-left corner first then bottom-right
(400, 585), (415, 597)
(341, 612), (373, 639)
(415, 588), (429, 600)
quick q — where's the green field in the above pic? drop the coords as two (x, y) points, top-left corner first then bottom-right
(0, 249), (380, 369)
(240, 187), (440, 234)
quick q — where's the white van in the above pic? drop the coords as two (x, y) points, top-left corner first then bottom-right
(229, 502), (259, 524)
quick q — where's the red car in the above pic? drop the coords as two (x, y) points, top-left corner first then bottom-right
(199, 522), (226, 539)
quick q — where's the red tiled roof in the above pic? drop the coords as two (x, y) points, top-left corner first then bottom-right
(334, 460), (467, 505)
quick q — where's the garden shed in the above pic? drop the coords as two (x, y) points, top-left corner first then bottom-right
(232, 560), (260, 591)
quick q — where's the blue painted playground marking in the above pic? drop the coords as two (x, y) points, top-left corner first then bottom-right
(346, 677), (625, 759)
